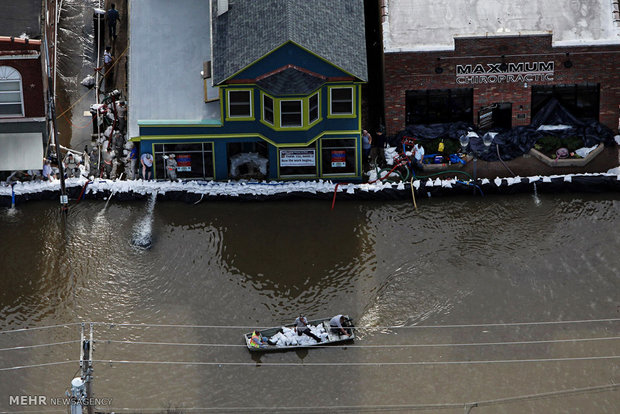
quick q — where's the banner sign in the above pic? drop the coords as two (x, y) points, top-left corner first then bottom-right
(280, 149), (315, 167)
(176, 154), (192, 171)
(456, 61), (554, 85)
(331, 150), (346, 167)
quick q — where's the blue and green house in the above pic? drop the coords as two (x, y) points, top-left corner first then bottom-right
(135, 0), (368, 182)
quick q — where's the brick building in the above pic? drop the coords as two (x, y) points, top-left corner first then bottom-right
(0, 0), (54, 172)
(381, 0), (620, 135)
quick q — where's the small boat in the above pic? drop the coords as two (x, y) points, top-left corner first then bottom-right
(244, 315), (354, 351)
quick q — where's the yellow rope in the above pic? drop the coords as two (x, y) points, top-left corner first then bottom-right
(410, 176), (417, 210)
(57, 45), (129, 120)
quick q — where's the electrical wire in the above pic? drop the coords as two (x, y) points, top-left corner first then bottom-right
(0, 383), (617, 413)
(0, 323), (82, 335)
(100, 335), (620, 349)
(90, 355), (620, 367)
(7, 355), (616, 371)
(98, 383), (619, 413)
(1, 318), (617, 335)
(0, 340), (80, 352)
(88, 317), (620, 330)
(0, 361), (78, 371)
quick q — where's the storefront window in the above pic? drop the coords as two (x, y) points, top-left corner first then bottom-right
(279, 144), (317, 177)
(321, 138), (356, 176)
(406, 88), (473, 125)
(227, 141), (269, 179)
(153, 142), (214, 180)
(531, 83), (599, 122)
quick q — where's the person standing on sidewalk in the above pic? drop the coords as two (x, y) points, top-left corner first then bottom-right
(362, 129), (372, 167)
(106, 3), (121, 41)
(165, 154), (178, 181)
(370, 125), (386, 167)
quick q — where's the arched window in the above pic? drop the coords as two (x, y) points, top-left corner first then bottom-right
(0, 66), (24, 117)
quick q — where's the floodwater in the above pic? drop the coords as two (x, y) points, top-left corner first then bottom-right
(0, 194), (619, 413)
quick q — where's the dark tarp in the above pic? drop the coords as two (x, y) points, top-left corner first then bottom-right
(391, 98), (616, 162)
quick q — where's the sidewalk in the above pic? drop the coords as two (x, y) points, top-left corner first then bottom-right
(103, 0), (127, 97)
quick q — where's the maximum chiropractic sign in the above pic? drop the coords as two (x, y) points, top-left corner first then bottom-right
(455, 61), (554, 84)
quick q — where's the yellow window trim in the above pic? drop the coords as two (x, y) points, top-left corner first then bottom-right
(225, 88), (254, 121)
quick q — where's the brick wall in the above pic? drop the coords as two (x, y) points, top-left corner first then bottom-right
(0, 38), (45, 118)
(384, 33), (620, 135)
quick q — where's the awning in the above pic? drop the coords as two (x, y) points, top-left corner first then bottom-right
(0, 132), (44, 171)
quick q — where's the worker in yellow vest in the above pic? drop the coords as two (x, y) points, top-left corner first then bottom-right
(250, 331), (267, 348)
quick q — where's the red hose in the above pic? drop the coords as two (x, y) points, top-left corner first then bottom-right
(76, 180), (90, 203)
(331, 182), (347, 210)
(367, 162), (402, 184)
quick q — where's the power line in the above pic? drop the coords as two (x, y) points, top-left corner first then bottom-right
(1, 317), (617, 335)
(3, 355), (617, 372)
(90, 355), (620, 367)
(0, 360), (78, 372)
(0, 340), (80, 352)
(90, 317), (620, 330)
(100, 335), (620, 349)
(0, 323), (82, 335)
(13, 383), (611, 413)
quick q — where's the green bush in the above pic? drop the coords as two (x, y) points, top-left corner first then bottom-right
(534, 135), (584, 156)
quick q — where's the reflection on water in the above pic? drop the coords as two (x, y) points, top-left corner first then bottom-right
(0, 194), (619, 410)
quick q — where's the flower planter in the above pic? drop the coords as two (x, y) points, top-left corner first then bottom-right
(528, 144), (604, 167)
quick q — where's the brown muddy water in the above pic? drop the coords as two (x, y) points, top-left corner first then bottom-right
(0, 194), (619, 413)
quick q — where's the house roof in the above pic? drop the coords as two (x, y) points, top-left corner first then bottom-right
(383, 0), (620, 52)
(256, 67), (325, 95)
(128, 0), (221, 139)
(212, 0), (368, 85)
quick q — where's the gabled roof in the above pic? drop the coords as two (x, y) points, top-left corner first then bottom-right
(212, 0), (367, 85)
(256, 67), (325, 95)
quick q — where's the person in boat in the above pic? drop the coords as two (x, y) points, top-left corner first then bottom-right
(249, 330), (269, 348)
(329, 315), (351, 336)
(294, 314), (322, 342)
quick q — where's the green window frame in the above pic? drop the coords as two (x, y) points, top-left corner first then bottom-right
(263, 94), (274, 125)
(280, 99), (303, 128)
(308, 92), (319, 124)
(320, 138), (357, 177)
(226, 89), (253, 120)
(328, 86), (355, 118)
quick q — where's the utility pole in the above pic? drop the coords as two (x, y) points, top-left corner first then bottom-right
(70, 323), (94, 414)
(48, 88), (68, 209)
(43, 32), (68, 210)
